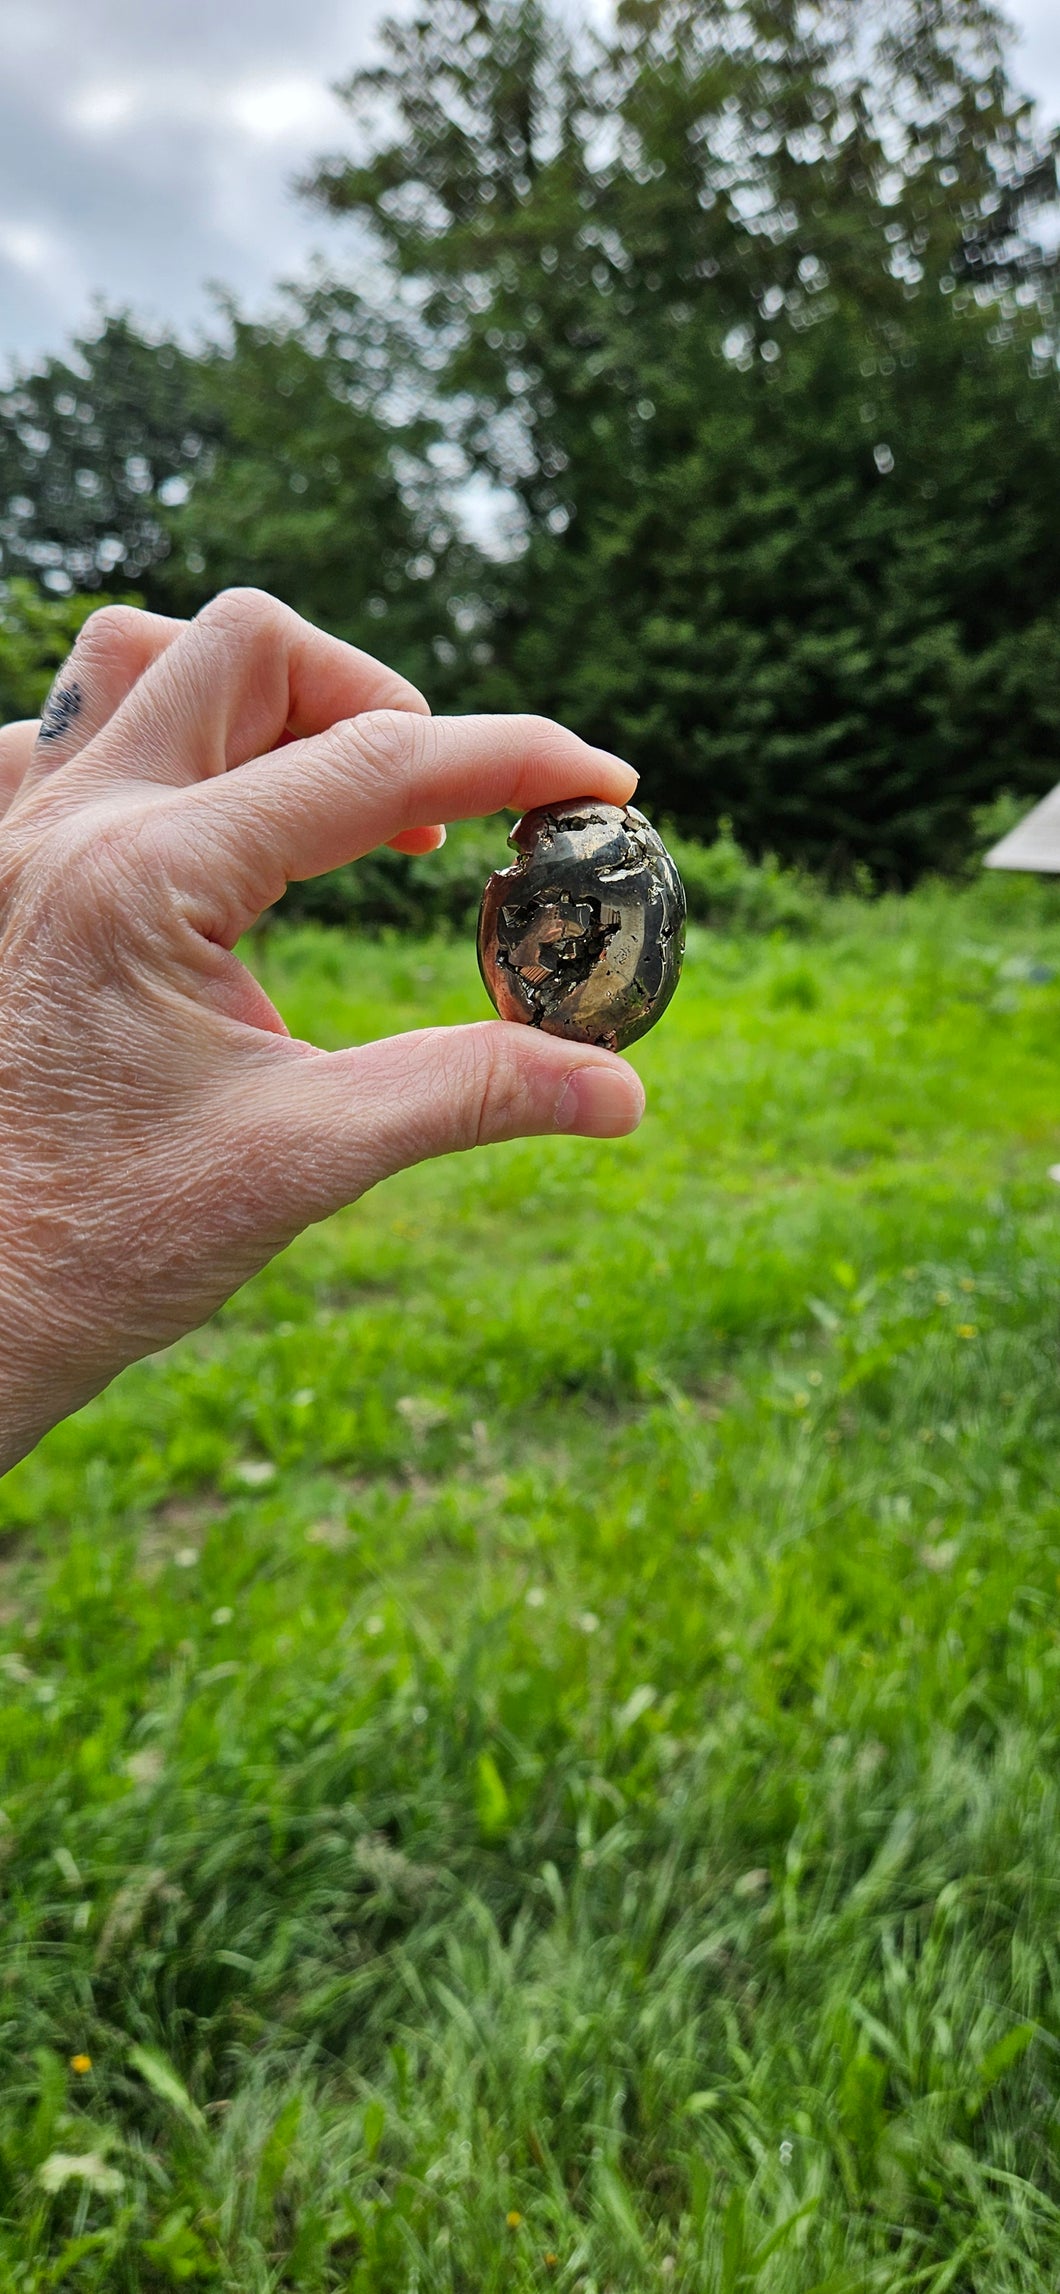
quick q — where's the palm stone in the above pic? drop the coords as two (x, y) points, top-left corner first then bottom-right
(477, 799), (685, 1051)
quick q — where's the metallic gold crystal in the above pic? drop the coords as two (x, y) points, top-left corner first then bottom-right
(477, 799), (685, 1051)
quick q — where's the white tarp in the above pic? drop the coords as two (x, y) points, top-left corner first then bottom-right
(984, 786), (1060, 873)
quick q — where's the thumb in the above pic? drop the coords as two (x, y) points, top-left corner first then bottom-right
(240, 1022), (645, 1223)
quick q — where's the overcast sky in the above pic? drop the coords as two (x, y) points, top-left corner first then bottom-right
(2, 0), (1060, 375)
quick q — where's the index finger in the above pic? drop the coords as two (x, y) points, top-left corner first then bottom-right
(163, 711), (639, 941)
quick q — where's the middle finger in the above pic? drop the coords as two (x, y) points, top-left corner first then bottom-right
(67, 588), (429, 793)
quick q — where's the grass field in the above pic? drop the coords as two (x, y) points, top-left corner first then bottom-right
(5, 868), (1060, 2291)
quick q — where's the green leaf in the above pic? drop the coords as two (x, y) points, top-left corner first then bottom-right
(142, 2206), (216, 2283)
(362, 2099), (386, 2161)
(475, 1749), (510, 1838)
(594, 2164), (648, 2261)
(720, 2186), (747, 2292)
(258, 2095), (302, 2206)
(128, 2044), (206, 2134)
(968, 2022), (1036, 2115)
(750, 2199), (819, 2267)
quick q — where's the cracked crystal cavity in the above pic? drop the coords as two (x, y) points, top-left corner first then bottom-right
(477, 799), (686, 1051)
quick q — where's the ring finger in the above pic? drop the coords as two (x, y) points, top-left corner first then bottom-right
(21, 603), (187, 787)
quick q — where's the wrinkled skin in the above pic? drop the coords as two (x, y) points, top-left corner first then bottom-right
(0, 591), (643, 1471)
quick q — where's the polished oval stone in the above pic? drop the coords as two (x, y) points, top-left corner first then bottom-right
(477, 799), (685, 1051)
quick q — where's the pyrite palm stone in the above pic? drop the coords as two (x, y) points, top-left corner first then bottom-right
(477, 800), (685, 1051)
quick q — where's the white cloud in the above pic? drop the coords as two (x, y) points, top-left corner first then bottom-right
(1012, 0), (1060, 120)
(65, 68), (344, 148)
(0, 0), (1057, 373)
(66, 82), (141, 135)
(0, 221), (62, 274)
(227, 74), (345, 146)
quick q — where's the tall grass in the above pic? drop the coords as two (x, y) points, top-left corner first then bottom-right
(4, 869), (1060, 2289)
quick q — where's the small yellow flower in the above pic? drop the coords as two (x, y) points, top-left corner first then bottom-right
(959, 1277), (975, 1293)
(70, 2053), (92, 2075)
(506, 2210), (523, 2230)
(935, 1289), (951, 1306)
(545, 2256), (559, 2270)
(957, 1323), (978, 1340)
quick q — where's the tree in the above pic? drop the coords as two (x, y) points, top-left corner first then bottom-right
(0, 316), (208, 603)
(304, 0), (1060, 874)
(0, 303), (464, 699)
(157, 298), (463, 695)
(480, 295), (1060, 876)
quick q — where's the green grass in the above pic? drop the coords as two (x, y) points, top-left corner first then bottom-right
(5, 871), (1060, 2290)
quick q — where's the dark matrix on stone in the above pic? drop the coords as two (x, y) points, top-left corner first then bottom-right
(478, 800), (685, 1052)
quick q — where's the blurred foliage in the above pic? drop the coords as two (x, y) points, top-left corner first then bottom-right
(156, 303), (468, 699)
(306, 0), (1060, 879)
(2, 0), (1059, 878)
(279, 813), (515, 932)
(0, 310), (463, 701)
(279, 814), (824, 935)
(0, 316), (205, 595)
(665, 819), (824, 933)
(0, 580), (128, 721)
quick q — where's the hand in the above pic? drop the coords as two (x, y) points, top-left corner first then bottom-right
(0, 591), (643, 1471)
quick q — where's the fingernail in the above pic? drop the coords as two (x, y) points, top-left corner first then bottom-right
(555, 1061), (645, 1137)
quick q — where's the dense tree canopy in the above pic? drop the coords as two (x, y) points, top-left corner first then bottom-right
(0, 308), (460, 695)
(157, 303), (464, 697)
(1, 0), (1058, 877)
(303, 0), (1060, 875)
(0, 317), (205, 600)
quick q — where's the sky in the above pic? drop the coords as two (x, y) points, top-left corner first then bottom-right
(2, 0), (1060, 375)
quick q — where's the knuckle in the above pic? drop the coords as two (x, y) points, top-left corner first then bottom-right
(64, 808), (151, 911)
(461, 1028), (524, 1149)
(347, 707), (420, 779)
(70, 602), (143, 669)
(197, 587), (291, 642)
(0, 832), (26, 923)
(516, 713), (569, 752)
(0, 802), (149, 963)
